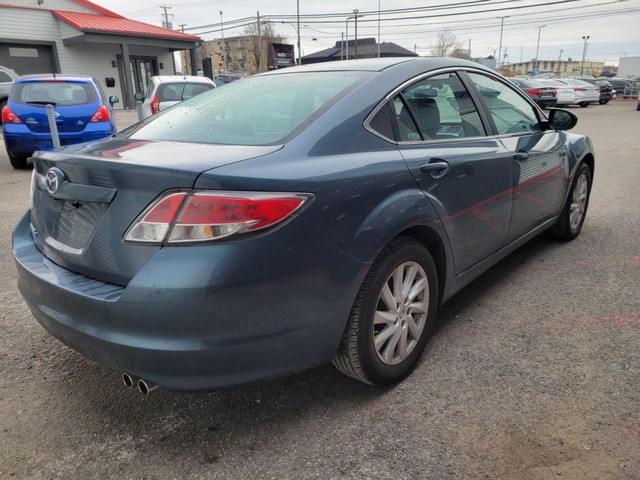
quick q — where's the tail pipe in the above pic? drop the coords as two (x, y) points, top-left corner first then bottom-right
(137, 378), (159, 395)
(122, 373), (138, 389)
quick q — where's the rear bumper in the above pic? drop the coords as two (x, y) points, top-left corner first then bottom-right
(535, 98), (558, 108)
(3, 123), (114, 155)
(13, 211), (365, 391)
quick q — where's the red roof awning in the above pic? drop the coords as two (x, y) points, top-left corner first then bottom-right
(53, 10), (200, 41)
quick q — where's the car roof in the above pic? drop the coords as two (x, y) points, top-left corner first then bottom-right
(16, 74), (95, 82)
(153, 75), (215, 84)
(263, 57), (486, 75)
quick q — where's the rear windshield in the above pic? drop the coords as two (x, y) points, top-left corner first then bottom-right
(156, 82), (214, 102)
(126, 72), (363, 146)
(10, 81), (98, 106)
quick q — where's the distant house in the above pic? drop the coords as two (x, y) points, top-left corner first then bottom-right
(302, 38), (417, 64)
(0, 0), (201, 108)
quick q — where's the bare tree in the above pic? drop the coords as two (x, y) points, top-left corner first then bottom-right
(243, 21), (286, 73)
(430, 29), (460, 57)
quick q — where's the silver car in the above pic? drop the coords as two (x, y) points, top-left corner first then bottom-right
(136, 75), (215, 118)
(0, 65), (19, 123)
(551, 78), (600, 107)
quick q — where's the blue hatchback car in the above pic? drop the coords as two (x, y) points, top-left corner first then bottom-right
(13, 58), (594, 394)
(2, 74), (118, 168)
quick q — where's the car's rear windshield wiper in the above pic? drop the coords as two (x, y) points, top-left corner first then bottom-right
(24, 101), (58, 106)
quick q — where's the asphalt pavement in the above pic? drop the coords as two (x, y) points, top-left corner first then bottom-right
(0, 101), (638, 479)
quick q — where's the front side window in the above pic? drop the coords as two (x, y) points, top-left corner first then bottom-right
(127, 72), (363, 145)
(391, 72), (486, 142)
(467, 72), (542, 135)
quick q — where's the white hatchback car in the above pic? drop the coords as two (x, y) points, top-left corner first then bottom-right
(136, 75), (215, 118)
(538, 79), (576, 106)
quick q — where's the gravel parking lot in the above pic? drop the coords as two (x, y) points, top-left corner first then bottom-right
(1, 102), (638, 479)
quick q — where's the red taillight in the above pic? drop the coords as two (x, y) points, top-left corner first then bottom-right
(90, 105), (110, 122)
(526, 89), (542, 96)
(2, 106), (23, 124)
(553, 88), (558, 96)
(150, 94), (160, 114)
(124, 191), (311, 244)
(574, 87), (587, 92)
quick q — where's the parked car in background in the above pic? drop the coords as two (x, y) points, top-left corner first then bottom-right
(509, 78), (557, 108)
(580, 78), (614, 104)
(607, 78), (638, 99)
(0, 65), (20, 124)
(2, 74), (118, 169)
(550, 79), (600, 107)
(137, 75), (215, 118)
(215, 74), (242, 84)
(13, 58), (595, 393)
(538, 79), (575, 106)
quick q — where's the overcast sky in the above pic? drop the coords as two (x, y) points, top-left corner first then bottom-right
(92, 0), (640, 65)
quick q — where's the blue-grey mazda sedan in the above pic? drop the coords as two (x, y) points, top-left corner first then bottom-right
(13, 58), (594, 393)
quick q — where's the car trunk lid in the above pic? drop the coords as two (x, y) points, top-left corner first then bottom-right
(29, 137), (281, 285)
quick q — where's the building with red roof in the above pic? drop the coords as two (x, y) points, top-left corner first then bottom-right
(0, 0), (201, 108)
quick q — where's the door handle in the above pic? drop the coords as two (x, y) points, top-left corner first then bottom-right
(419, 160), (449, 174)
(513, 151), (529, 161)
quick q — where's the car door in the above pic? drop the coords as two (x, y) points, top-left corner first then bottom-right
(464, 71), (568, 243)
(388, 71), (514, 274)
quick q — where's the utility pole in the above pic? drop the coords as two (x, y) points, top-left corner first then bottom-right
(296, 0), (301, 65)
(534, 25), (546, 72)
(497, 16), (507, 71)
(220, 11), (227, 72)
(354, 9), (359, 59)
(257, 11), (263, 72)
(179, 24), (188, 73)
(558, 48), (563, 62)
(160, 4), (173, 29)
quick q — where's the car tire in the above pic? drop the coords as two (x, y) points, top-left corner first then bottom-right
(333, 237), (438, 386)
(8, 153), (29, 169)
(636, 102), (640, 112)
(578, 102), (589, 108)
(549, 163), (592, 241)
(599, 99), (610, 105)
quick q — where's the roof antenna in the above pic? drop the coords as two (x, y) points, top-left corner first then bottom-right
(53, 72), (56, 79)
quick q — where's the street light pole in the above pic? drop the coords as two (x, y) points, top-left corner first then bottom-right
(534, 24), (546, 72)
(345, 11), (365, 61)
(220, 11), (227, 72)
(377, 0), (381, 58)
(581, 35), (590, 75)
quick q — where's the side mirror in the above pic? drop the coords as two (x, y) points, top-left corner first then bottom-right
(133, 93), (144, 102)
(109, 95), (119, 105)
(546, 108), (577, 131)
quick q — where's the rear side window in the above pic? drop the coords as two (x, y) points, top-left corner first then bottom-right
(10, 81), (98, 106)
(128, 72), (362, 145)
(0, 71), (13, 83)
(156, 82), (214, 102)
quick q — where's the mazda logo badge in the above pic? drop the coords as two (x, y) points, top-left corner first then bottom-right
(45, 167), (65, 195)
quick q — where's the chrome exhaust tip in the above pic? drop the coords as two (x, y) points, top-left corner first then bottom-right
(137, 378), (159, 395)
(122, 373), (137, 388)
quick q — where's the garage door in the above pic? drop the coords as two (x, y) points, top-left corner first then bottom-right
(0, 43), (56, 75)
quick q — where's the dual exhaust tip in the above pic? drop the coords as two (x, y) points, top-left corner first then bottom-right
(122, 373), (159, 395)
